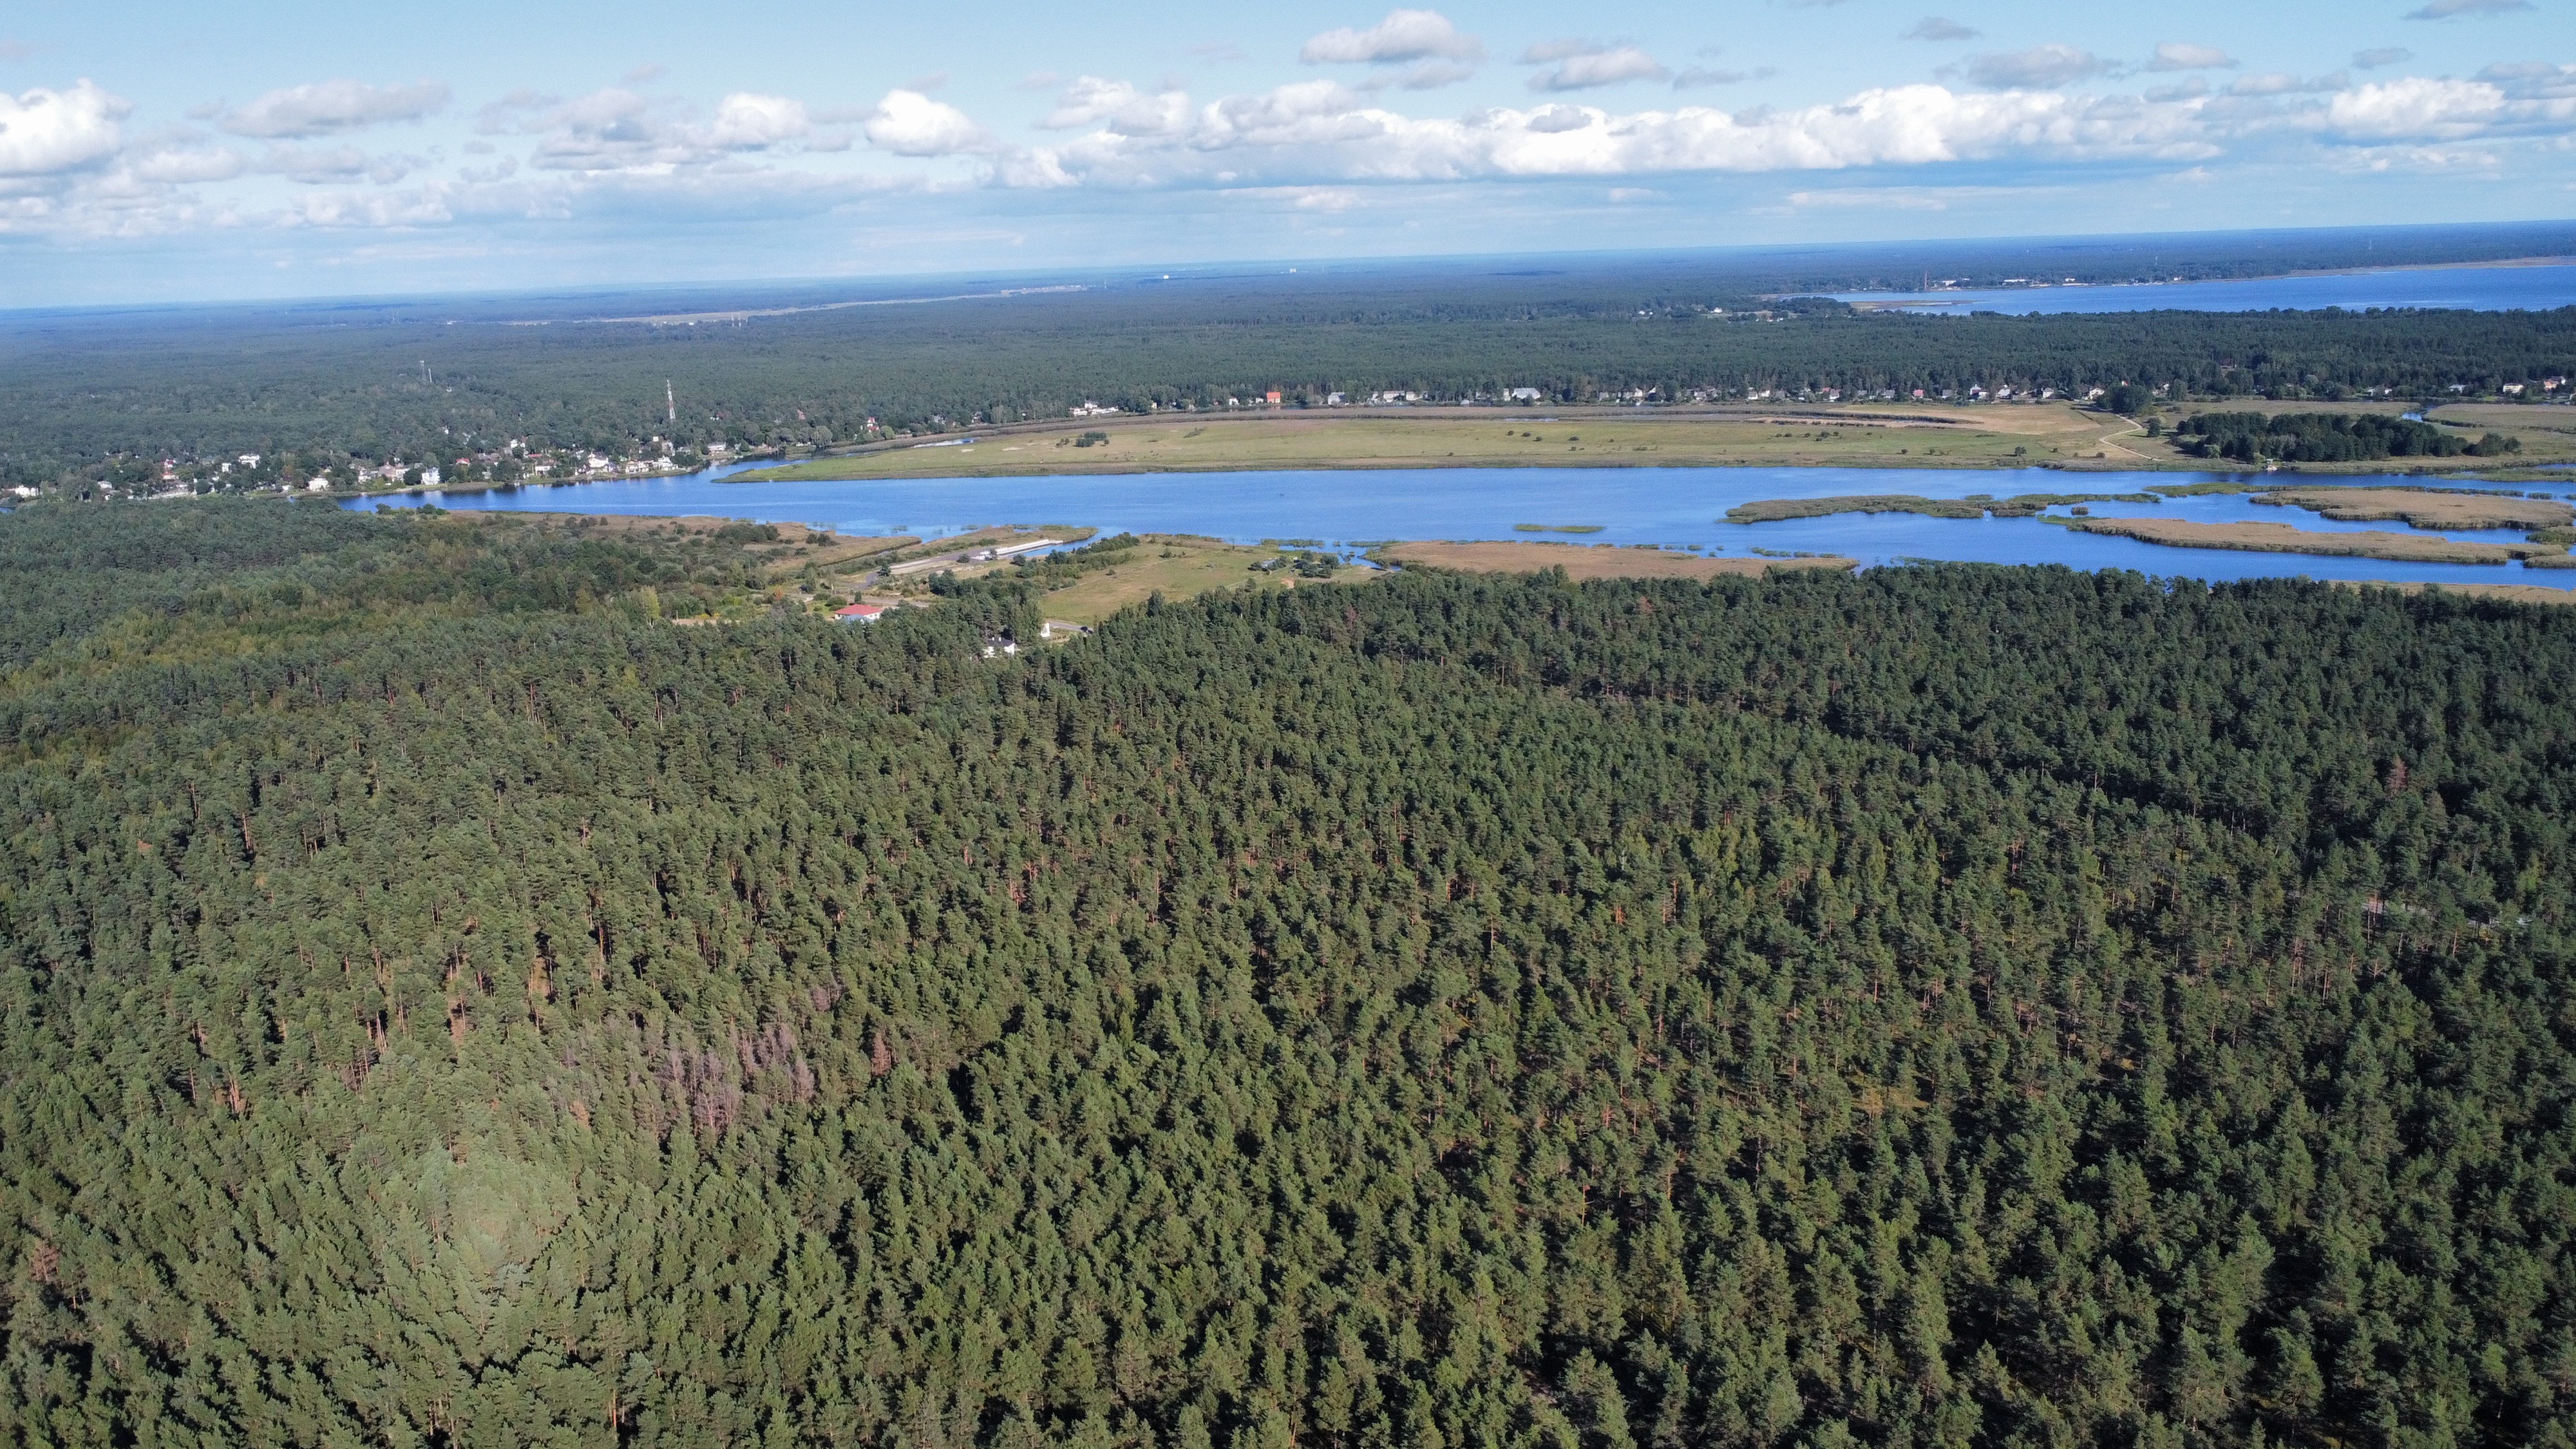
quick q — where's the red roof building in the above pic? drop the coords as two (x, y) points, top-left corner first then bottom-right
(833, 603), (887, 623)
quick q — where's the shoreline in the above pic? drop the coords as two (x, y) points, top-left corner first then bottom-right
(1835, 253), (2576, 305)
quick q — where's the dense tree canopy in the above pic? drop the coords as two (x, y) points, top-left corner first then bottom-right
(2172, 412), (2479, 464)
(1, 502), (2571, 1448)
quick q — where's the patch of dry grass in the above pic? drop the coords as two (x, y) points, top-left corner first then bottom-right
(744, 403), (2132, 479)
(2070, 517), (2538, 564)
(1378, 540), (1854, 579)
(2253, 488), (2573, 531)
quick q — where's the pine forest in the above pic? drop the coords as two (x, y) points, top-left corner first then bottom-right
(0, 502), (2570, 1449)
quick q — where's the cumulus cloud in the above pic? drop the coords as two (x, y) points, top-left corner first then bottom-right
(0, 79), (127, 176)
(865, 89), (993, 156)
(2324, 75), (2506, 135)
(478, 88), (831, 171)
(2406, 0), (2530, 15)
(1526, 44), (1672, 91)
(997, 78), (2226, 194)
(24, 39), (2576, 244)
(1300, 10), (1482, 65)
(1963, 45), (2113, 90)
(704, 92), (811, 148)
(124, 142), (245, 185)
(2353, 48), (2414, 67)
(1039, 77), (1193, 135)
(1905, 17), (1979, 42)
(2148, 43), (2236, 71)
(220, 79), (449, 138)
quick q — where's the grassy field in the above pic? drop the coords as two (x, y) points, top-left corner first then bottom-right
(731, 399), (2576, 480)
(1376, 541), (1855, 579)
(2067, 517), (2550, 564)
(908, 534), (1371, 628)
(742, 404), (2150, 478)
(2252, 488), (2573, 530)
(2339, 580), (2576, 605)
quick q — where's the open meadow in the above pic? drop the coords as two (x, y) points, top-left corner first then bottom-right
(746, 403), (2152, 478)
(735, 397), (2576, 482)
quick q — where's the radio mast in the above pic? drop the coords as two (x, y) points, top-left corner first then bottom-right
(667, 380), (676, 424)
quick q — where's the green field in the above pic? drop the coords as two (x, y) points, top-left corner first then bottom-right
(741, 403), (2154, 479)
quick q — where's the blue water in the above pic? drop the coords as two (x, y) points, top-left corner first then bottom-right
(1832, 263), (2576, 314)
(354, 464), (2575, 591)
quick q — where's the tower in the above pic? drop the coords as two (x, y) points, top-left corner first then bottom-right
(667, 380), (676, 425)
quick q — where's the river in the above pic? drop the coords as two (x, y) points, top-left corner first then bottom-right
(352, 464), (2575, 592)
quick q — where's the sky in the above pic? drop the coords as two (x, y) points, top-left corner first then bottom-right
(1, 0), (2571, 305)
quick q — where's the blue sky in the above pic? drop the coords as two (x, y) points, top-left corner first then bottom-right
(1, 0), (2570, 304)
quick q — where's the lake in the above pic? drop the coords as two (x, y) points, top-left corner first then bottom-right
(352, 464), (2575, 592)
(1831, 263), (2576, 314)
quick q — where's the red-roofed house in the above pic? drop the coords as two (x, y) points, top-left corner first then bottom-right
(833, 603), (887, 623)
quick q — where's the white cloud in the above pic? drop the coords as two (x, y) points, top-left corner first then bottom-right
(865, 89), (993, 156)
(2148, 43), (2236, 71)
(220, 79), (448, 138)
(705, 92), (811, 149)
(23, 41), (2576, 248)
(1039, 77), (1192, 135)
(2405, 0), (2530, 15)
(274, 187), (458, 229)
(0, 79), (128, 176)
(1522, 39), (1602, 64)
(1674, 66), (1776, 90)
(520, 90), (666, 169)
(1300, 10), (1482, 65)
(1905, 18), (1980, 42)
(2324, 75), (2506, 135)
(1529, 46), (1672, 91)
(125, 142), (244, 185)
(2230, 71), (2349, 96)
(2478, 61), (2576, 97)
(1394, 61), (1477, 90)
(487, 88), (834, 171)
(1789, 186), (1965, 210)
(2353, 48), (2414, 68)
(1003, 80), (2224, 192)
(1964, 45), (2113, 90)
(259, 143), (413, 185)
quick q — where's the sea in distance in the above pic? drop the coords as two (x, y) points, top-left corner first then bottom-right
(356, 462), (2576, 592)
(1831, 261), (2576, 314)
